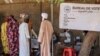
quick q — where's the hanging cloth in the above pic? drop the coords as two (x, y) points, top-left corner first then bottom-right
(1, 22), (9, 54)
(7, 16), (19, 56)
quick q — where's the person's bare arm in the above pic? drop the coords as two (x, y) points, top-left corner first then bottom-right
(31, 29), (37, 38)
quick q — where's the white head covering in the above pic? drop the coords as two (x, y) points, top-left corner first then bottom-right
(20, 13), (28, 19)
(41, 13), (48, 19)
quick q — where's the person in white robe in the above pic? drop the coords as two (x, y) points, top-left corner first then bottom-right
(19, 13), (30, 56)
(38, 13), (54, 56)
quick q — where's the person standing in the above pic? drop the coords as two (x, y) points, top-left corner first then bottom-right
(19, 13), (30, 56)
(7, 15), (19, 56)
(38, 13), (54, 56)
(1, 17), (9, 55)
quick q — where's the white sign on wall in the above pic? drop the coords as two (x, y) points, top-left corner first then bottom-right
(59, 3), (100, 31)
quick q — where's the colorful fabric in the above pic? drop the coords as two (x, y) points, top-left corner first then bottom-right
(1, 22), (9, 54)
(7, 16), (19, 56)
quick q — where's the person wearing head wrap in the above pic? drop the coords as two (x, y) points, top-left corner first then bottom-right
(19, 13), (30, 56)
(1, 17), (9, 54)
(7, 15), (19, 56)
(38, 13), (54, 56)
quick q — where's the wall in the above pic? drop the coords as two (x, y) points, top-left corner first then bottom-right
(0, 3), (41, 33)
(0, 0), (99, 35)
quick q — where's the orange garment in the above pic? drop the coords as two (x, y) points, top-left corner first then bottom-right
(28, 19), (33, 30)
(38, 20), (53, 56)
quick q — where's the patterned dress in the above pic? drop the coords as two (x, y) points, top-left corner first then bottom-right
(7, 16), (19, 56)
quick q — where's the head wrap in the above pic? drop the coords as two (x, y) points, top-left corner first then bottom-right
(41, 13), (48, 19)
(20, 13), (29, 19)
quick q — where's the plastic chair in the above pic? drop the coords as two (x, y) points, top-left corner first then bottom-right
(63, 48), (76, 56)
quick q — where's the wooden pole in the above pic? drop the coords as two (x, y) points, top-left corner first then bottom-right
(40, 0), (42, 17)
(51, 0), (53, 24)
(50, 0), (54, 56)
(78, 31), (98, 56)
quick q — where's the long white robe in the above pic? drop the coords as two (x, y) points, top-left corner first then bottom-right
(38, 20), (54, 56)
(19, 22), (30, 56)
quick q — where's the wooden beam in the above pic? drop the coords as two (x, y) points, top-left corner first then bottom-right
(0, 2), (36, 5)
(78, 31), (98, 56)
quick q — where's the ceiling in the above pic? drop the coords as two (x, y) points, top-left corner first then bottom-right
(1, 0), (100, 4)
(0, 0), (39, 4)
